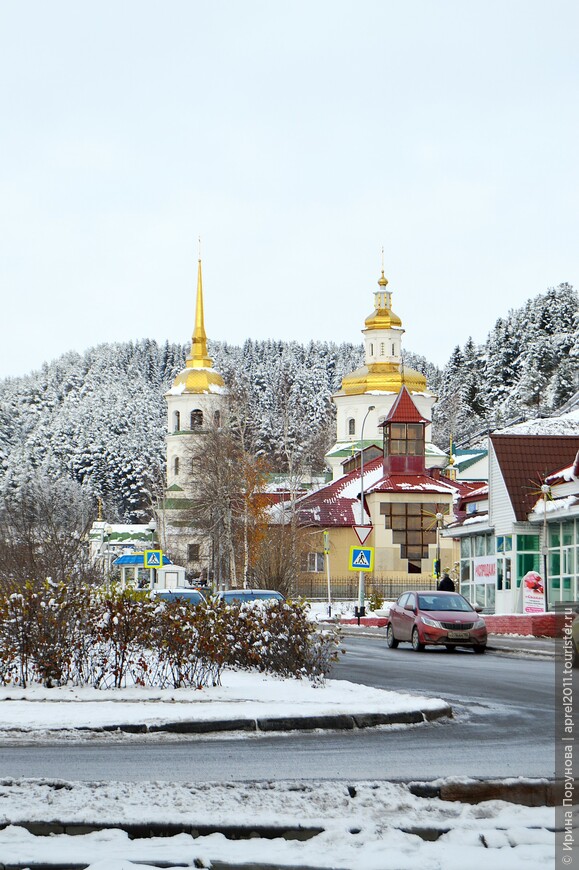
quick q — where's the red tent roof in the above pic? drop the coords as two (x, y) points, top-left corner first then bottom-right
(380, 386), (429, 426)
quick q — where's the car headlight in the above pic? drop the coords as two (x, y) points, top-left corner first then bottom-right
(474, 618), (486, 629)
(421, 615), (442, 628)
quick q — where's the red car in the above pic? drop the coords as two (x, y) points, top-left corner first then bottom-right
(386, 590), (487, 653)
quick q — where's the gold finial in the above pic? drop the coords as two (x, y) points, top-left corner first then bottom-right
(378, 246), (388, 286)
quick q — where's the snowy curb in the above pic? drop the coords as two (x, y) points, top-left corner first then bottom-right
(0, 778), (557, 870)
(408, 777), (560, 806)
(1, 703), (452, 737)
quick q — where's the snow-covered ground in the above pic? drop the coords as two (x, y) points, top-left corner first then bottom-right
(0, 778), (555, 869)
(0, 669), (445, 735)
(0, 667), (556, 867)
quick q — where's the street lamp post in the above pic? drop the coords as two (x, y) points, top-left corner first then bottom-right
(540, 484), (550, 612)
(356, 405), (375, 619)
(435, 512), (443, 583)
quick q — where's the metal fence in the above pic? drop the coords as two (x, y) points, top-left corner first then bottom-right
(296, 574), (438, 602)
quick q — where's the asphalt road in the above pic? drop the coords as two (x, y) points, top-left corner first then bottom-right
(0, 638), (554, 781)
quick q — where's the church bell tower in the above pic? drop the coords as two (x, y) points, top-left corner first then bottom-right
(160, 258), (228, 575)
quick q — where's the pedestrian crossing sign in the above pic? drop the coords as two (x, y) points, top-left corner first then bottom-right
(144, 549), (163, 568)
(349, 546), (374, 572)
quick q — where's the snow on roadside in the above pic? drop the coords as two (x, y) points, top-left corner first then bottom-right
(0, 779), (555, 869)
(0, 670), (446, 733)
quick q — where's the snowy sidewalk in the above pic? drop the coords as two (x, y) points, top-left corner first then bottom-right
(0, 672), (451, 737)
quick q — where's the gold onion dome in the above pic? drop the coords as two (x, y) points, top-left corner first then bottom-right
(339, 364), (427, 395)
(170, 259), (225, 395)
(337, 270), (427, 396)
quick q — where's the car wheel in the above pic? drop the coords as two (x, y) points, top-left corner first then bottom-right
(445, 644), (456, 652)
(473, 645), (487, 655)
(386, 623), (399, 649)
(411, 627), (425, 652)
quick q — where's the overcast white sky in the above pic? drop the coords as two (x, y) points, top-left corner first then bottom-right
(0, 1), (576, 380)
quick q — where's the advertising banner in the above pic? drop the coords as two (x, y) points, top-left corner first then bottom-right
(522, 571), (546, 613)
(473, 555), (497, 585)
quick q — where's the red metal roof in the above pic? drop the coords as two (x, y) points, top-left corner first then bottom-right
(370, 474), (457, 495)
(381, 386), (429, 425)
(296, 458), (469, 528)
(490, 434), (579, 521)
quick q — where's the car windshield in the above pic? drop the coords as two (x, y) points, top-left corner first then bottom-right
(417, 594), (473, 612)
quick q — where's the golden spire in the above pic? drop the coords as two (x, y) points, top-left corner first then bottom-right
(168, 253), (225, 394)
(186, 258), (213, 369)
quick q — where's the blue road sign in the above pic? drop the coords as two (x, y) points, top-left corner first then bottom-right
(349, 546), (374, 572)
(144, 549), (163, 568)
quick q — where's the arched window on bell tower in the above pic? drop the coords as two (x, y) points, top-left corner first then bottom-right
(190, 409), (203, 429)
(214, 410), (221, 428)
(173, 411), (180, 432)
(174, 456), (180, 477)
(348, 418), (356, 436)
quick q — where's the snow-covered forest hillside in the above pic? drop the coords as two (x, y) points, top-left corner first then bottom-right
(0, 283), (576, 521)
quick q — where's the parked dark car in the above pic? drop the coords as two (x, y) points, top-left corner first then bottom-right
(218, 589), (285, 605)
(386, 590), (487, 653)
(152, 588), (207, 606)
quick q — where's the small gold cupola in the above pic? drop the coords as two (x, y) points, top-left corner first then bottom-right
(364, 270), (403, 330)
(336, 268), (427, 396)
(169, 259), (225, 395)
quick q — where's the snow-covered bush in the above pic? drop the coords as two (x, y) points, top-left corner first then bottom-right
(217, 598), (340, 681)
(0, 583), (340, 689)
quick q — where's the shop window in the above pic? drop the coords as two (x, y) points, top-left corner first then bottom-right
(517, 534), (539, 551)
(517, 552), (540, 582)
(496, 557), (511, 591)
(474, 536), (486, 557)
(497, 535), (513, 553)
(549, 552), (561, 576)
(563, 548), (575, 574)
